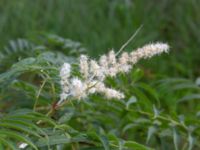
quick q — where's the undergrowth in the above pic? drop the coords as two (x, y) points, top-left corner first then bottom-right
(0, 35), (200, 150)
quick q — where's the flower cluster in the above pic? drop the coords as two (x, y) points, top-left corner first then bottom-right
(59, 42), (169, 104)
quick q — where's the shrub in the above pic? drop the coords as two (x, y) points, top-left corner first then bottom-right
(0, 35), (199, 150)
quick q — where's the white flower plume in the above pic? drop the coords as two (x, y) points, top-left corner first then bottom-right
(59, 42), (169, 104)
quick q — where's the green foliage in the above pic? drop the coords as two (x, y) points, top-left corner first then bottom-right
(0, 35), (200, 149)
(3, 1), (200, 149)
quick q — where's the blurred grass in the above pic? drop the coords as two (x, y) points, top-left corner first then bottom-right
(0, 0), (200, 77)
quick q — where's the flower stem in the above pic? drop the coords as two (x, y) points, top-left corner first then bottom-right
(33, 79), (47, 111)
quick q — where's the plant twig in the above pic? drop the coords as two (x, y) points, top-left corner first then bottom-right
(116, 25), (143, 56)
(33, 79), (47, 111)
(137, 110), (188, 131)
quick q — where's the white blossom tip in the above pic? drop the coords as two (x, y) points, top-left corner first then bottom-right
(60, 63), (71, 77)
(59, 41), (169, 103)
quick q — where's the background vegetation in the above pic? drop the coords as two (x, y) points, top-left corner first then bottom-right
(0, 0), (200, 150)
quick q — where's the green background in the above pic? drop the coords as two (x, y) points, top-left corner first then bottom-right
(0, 0), (199, 77)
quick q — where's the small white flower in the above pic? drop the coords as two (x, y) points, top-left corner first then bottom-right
(119, 52), (129, 64)
(60, 93), (69, 102)
(60, 63), (71, 96)
(70, 78), (87, 99)
(95, 82), (106, 92)
(129, 51), (141, 64)
(88, 87), (96, 94)
(87, 80), (98, 94)
(60, 63), (71, 78)
(108, 50), (116, 65)
(94, 82), (124, 99)
(80, 55), (89, 79)
(108, 66), (118, 77)
(19, 143), (28, 149)
(60, 84), (70, 94)
(90, 60), (104, 79)
(99, 55), (108, 68)
(118, 64), (132, 73)
(104, 88), (124, 99)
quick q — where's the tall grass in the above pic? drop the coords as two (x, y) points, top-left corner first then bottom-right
(0, 0), (199, 75)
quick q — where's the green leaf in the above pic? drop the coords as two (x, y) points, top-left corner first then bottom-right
(0, 136), (19, 150)
(157, 78), (191, 85)
(0, 130), (38, 150)
(178, 94), (200, 103)
(0, 122), (41, 138)
(87, 132), (111, 150)
(138, 83), (160, 105)
(126, 96), (137, 109)
(36, 135), (70, 147)
(172, 127), (179, 150)
(58, 112), (74, 124)
(188, 133), (195, 150)
(2, 118), (47, 136)
(146, 126), (157, 144)
(8, 113), (57, 126)
(107, 133), (124, 150)
(172, 83), (200, 91)
(80, 147), (103, 150)
(131, 68), (144, 82)
(99, 135), (110, 150)
(124, 141), (153, 150)
(153, 105), (160, 118)
(132, 88), (152, 111)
